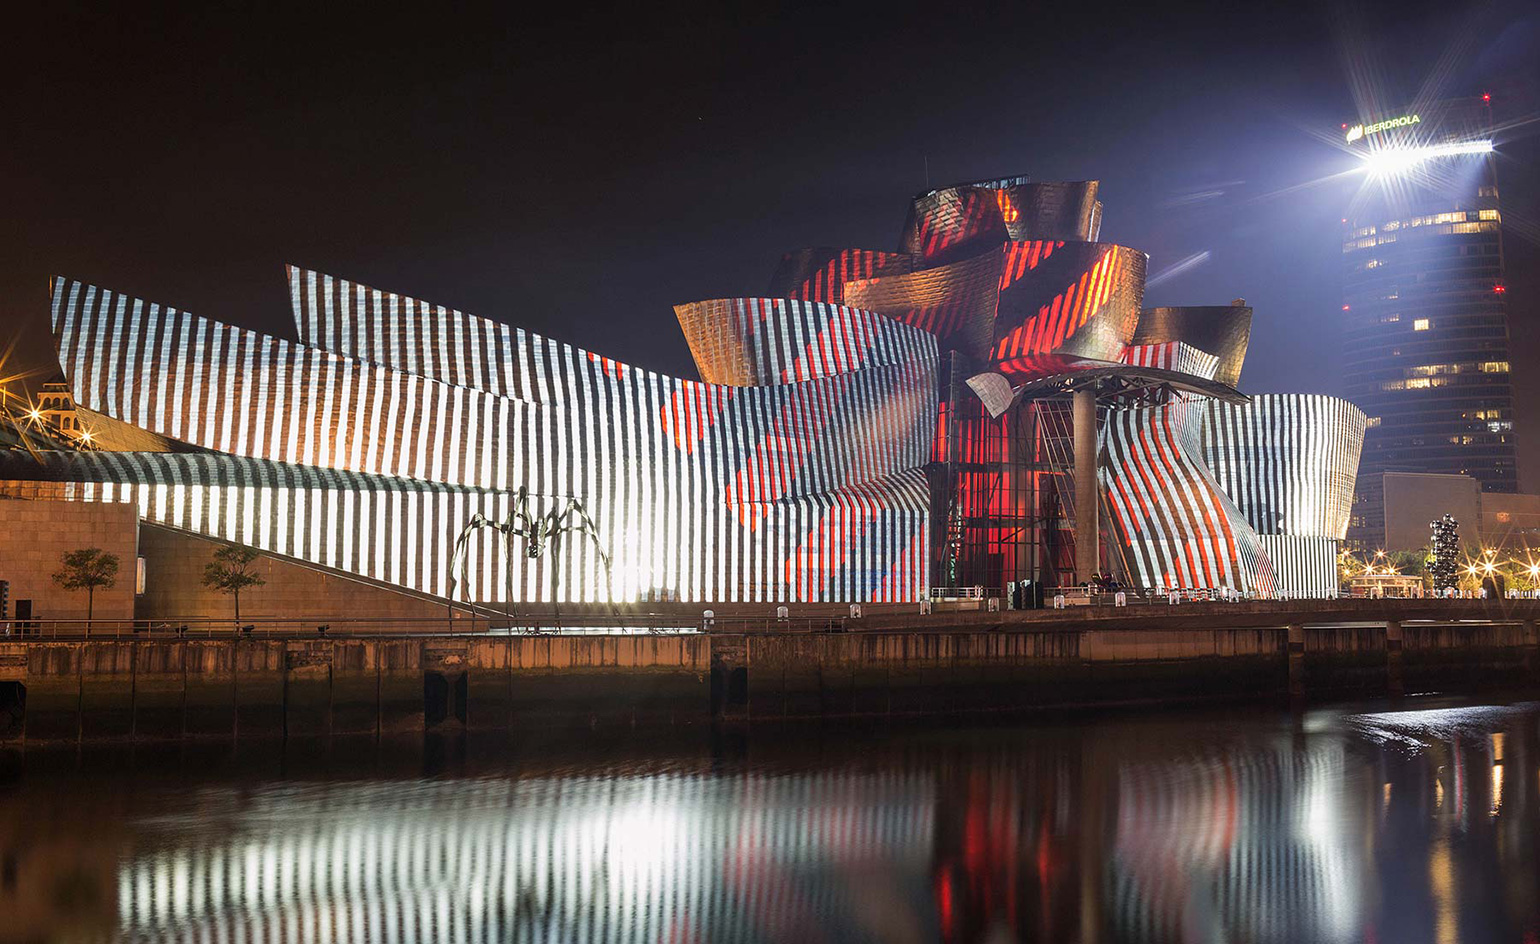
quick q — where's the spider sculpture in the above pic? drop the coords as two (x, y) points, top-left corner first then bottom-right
(448, 486), (614, 631)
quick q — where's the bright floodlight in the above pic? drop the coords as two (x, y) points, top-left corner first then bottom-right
(1361, 139), (1494, 177)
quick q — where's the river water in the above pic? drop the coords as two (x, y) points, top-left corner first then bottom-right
(2, 697), (1538, 943)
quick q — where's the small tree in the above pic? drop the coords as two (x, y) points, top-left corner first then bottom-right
(52, 547), (120, 635)
(202, 546), (266, 630)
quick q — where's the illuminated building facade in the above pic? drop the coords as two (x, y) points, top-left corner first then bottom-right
(2, 174), (1368, 605)
(1202, 395), (1368, 597)
(30, 269), (935, 605)
(1342, 97), (1518, 501)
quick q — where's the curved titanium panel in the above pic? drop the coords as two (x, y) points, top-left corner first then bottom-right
(54, 276), (934, 499)
(896, 177), (1103, 268)
(48, 274), (937, 603)
(1100, 397), (1276, 595)
(1200, 394), (1367, 540)
(898, 185), (1011, 267)
(766, 248), (913, 303)
(993, 181), (1102, 242)
(1120, 341), (1220, 381)
(992, 242), (1145, 368)
(842, 250), (1003, 360)
(1132, 305), (1253, 388)
(672, 297), (936, 386)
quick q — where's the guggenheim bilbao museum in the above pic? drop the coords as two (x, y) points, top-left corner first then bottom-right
(2, 176), (1366, 605)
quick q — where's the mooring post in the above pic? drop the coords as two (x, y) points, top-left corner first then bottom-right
(1287, 623), (1305, 700)
(1385, 619), (1403, 697)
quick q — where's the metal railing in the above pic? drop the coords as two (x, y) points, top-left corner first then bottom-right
(929, 587), (988, 600)
(0, 613), (851, 640)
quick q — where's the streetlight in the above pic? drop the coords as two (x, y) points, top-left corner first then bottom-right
(1360, 139), (1495, 178)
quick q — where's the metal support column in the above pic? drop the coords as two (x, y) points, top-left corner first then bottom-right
(1073, 388), (1099, 585)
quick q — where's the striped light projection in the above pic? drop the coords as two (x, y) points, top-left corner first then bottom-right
(766, 247), (914, 303)
(30, 174), (1368, 604)
(842, 251), (1005, 361)
(992, 242), (1146, 369)
(1132, 305), (1254, 388)
(44, 269), (939, 604)
(1100, 398), (1277, 595)
(898, 183), (1016, 266)
(672, 297), (935, 387)
(1201, 394), (1367, 597)
(1121, 341), (1220, 381)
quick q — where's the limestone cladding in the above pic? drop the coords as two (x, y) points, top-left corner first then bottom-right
(0, 499), (139, 623)
(136, 524), (454, 627)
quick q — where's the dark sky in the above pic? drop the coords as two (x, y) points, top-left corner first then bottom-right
(4, 1), (1538, 479)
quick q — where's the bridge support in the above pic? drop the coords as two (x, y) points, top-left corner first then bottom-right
(1287, 623), (1305, 700)
(1073, 387), (1099, 585)
(1386, 620), (1403, 697)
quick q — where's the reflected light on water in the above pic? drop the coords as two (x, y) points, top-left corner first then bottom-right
(4, 700), (1540, 942)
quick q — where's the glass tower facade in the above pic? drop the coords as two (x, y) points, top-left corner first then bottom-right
(1342, 97), (1517, 502)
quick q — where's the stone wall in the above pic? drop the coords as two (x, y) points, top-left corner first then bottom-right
(1, 623), (1533, 743)
(1, 634), (712, 742)
(0, 499), (138, 624)
(136, 524), (459, 628)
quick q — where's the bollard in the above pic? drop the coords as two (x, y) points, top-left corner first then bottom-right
(776, 605), (789, 621)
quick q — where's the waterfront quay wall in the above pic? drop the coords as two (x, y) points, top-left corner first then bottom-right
(1, 620), (1536, 742)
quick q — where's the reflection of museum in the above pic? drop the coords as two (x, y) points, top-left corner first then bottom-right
(9, 706), (1537, 942)
(3, 177), (1364, 603)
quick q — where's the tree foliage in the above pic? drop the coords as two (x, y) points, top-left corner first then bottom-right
(201, 545), (266, 596)
(52, 547), (120, 594)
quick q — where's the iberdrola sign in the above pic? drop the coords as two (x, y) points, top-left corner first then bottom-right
(1346, 113), (1420, 142)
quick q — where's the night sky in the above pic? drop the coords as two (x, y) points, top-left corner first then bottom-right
(4, 2), (1537, 480)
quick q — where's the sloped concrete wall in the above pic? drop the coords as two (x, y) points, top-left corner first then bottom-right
(136, 525), (456, 627)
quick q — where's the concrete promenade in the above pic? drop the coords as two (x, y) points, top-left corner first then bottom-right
(1, 599), (1537, 743)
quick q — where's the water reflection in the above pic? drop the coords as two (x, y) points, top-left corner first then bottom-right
(2, 700), (1539, 943)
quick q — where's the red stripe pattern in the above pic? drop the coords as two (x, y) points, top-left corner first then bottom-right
(1100, 397), (1276, 595)
(843, 252), (1004, 361)
(767, 248), (914, 303)
(673, 297), (934, 387)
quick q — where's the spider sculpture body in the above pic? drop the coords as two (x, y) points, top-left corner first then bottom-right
(448, 487), (614, 630)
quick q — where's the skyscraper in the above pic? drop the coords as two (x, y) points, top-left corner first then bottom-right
(1342, 96), (1518, 521)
